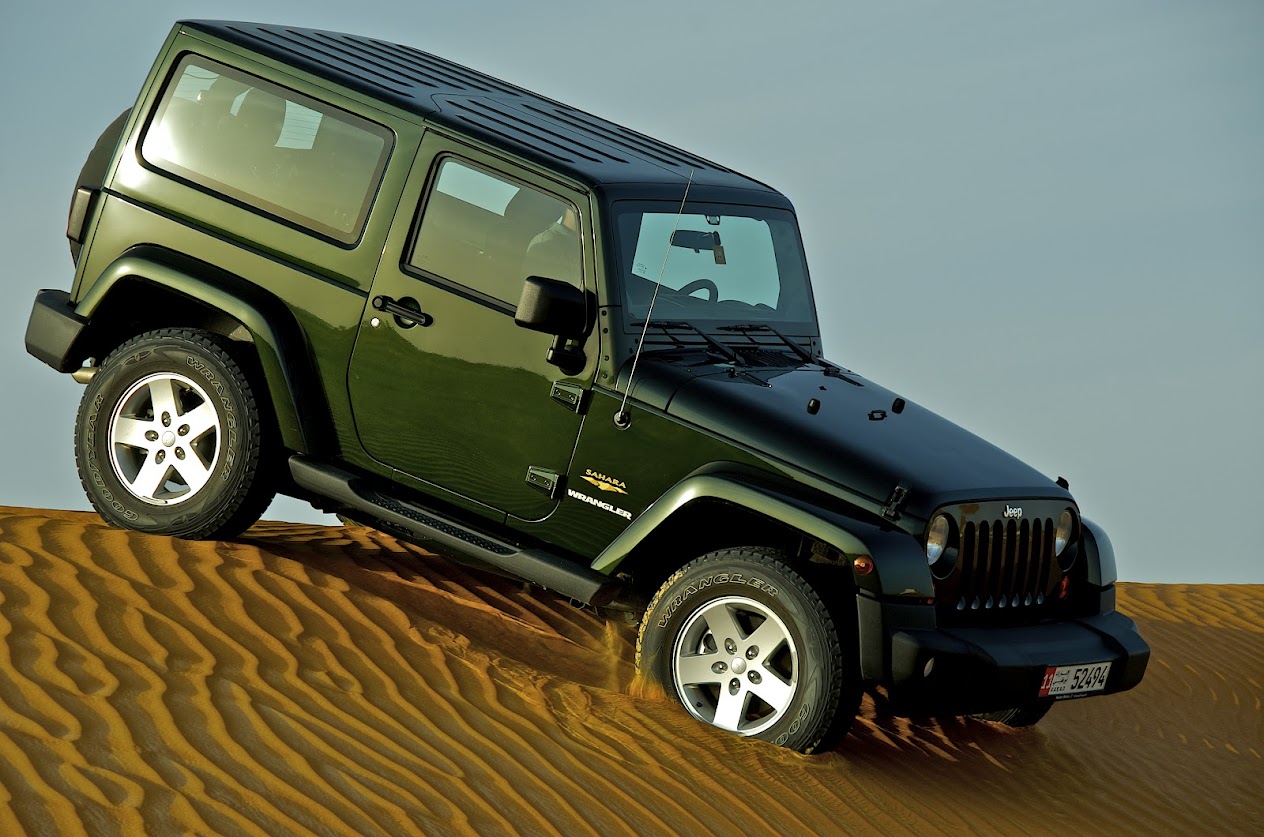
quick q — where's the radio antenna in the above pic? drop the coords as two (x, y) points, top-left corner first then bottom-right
(614, 169), (695, 429)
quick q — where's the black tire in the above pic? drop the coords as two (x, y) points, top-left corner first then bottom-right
(74, 328), (276, 539)
(971, 702), (1053, 727)
(636, 547), (859, 753)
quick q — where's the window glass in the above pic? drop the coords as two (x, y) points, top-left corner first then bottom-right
(614, 202), (815, 327)
(410, 158), (580, 303)
(142, 55), (393, 243)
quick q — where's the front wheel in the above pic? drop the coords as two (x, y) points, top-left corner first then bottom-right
(636, 547), (859, 753)
(74, 328), (276, 539)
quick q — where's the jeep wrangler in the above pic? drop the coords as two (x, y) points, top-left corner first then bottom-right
(25, 20), (1148, 752)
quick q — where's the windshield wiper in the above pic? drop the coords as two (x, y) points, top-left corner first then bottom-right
(717, 323), (814, 364)
(717, 323), (864, 386)
(631, 320), (744, 365)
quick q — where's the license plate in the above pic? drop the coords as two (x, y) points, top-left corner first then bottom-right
(1039, 662), (1112, 698)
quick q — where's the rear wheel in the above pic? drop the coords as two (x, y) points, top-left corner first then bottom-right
(637, 547), (859, 753)
(74, 328), (275, 539)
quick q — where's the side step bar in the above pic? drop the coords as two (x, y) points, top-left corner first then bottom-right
(289, 456), (621, 607)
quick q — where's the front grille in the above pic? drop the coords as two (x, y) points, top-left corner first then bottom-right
(957, 518), (1055, 610)
(934, 502), (1066, 625)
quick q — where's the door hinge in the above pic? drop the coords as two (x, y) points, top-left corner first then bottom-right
(526, 466), (562, 498)
(550, 381), (586, 413)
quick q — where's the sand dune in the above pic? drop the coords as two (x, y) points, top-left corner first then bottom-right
(0, 506), (1258, 835)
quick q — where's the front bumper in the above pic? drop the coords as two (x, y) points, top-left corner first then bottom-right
(26, 289), (87, 372)
(885, 609), (1150, 714)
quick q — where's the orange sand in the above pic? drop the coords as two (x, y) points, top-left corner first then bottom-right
(0, 506), (1258, 835)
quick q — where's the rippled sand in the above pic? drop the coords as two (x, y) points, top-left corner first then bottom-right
(0, 507), (1258, 835)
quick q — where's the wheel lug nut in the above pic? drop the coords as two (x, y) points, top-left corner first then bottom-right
(712, 661), (728, 674)
(162, 412), (172, 427)
(155, 450), (165, 463)
(724, 638), (736, 654)
(175, 448), (185, 460)
(178, 425), (189, 436)
(746, 646), (758, 660)
(145, 430), (159, 442)
(728, 678), (740, 695)
(748, 671), (762, 684)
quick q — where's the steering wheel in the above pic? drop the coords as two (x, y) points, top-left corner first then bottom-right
(676, 278), (719, 302)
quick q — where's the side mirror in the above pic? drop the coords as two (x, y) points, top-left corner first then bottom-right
(515, 276), (589, 374)
(515, 276), (586, 337)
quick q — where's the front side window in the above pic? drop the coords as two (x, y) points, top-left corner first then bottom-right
(409, 158), (580, 304)
(613, 202), (816, 329)
(142, 55), (393, 243)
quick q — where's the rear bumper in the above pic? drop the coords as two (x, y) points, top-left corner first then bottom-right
(26, 289), (86, 372)
(885, 609), (1150, 714)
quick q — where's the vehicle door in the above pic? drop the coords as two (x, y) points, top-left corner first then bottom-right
(347, 133), (596, 521)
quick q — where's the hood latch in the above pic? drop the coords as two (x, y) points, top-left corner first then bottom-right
(881, 482), (910, 521)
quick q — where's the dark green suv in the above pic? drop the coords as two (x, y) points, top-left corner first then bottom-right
(25, 20), (1148, 752)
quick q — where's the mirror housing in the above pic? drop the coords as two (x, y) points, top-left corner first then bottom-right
(515, 276), (589, 374)
(515, 276), (587, 337)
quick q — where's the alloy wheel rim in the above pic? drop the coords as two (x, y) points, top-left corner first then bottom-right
(671, 595), (799, 735)
(107, 372), (222, 506)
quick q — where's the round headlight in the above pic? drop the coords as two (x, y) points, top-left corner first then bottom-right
(926, 514), (951, 565)
(1054, 509), (1074, 556)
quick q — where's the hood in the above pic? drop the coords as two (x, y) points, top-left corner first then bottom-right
(632, 358), (1071, 520)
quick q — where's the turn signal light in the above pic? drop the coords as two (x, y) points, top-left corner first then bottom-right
(1058, 575), (1070, 600)
(853, 555), (874, 575)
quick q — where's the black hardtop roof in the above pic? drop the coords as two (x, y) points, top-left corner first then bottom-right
(180, 20), (786, 201)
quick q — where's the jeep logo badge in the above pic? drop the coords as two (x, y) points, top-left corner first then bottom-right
(1003, 504), (1023, 519)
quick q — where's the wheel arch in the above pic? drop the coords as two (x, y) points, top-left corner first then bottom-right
(72, 246), (328, 455)
(606, 471), (935, 688)
(616, 496), (802, 580)
(593, 471), (930, 598)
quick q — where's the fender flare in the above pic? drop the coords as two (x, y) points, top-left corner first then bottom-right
(591, 471), (934, 600)
(75, 249), (324, 454)
(594, 471), (933, 682)
(1079, 517), (1118, 588)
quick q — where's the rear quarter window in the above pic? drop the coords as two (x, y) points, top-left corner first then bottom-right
(141, 55), (393, 244)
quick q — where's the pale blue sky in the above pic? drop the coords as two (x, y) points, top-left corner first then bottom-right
(2, 2), (1260, 582)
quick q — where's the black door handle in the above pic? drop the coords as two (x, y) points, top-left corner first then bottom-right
(372, 295), (433, 327)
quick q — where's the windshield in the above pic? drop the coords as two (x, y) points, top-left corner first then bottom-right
(612, 201), (817, 330)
